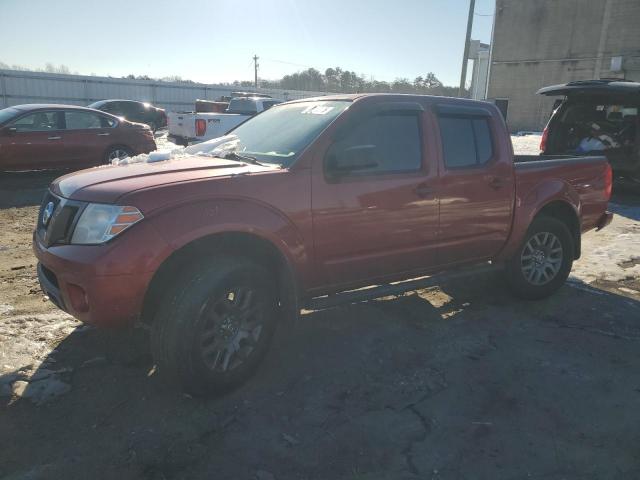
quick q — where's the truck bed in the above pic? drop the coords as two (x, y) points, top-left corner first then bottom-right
(512, 153), (610, 235)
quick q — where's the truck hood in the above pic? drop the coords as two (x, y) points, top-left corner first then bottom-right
(52, 155), (280, 203)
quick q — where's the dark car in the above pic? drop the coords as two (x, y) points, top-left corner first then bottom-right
(538, 79), (640, 184)
(0, 104), (156, 171)
(88, 100), (167, 132)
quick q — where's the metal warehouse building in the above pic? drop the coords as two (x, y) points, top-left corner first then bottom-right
(487, 0), (640, 132)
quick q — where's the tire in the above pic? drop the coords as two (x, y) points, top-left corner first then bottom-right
(150, 256), (278, 395)
(148, 121), (158, 133)
(104, 146), (132, 164)
(505, 216), (574, 300)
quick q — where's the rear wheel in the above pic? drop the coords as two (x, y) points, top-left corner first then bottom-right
(505, 216), (574, 300)
(150, 256), (278, 395)
(148, 121), (158, 133)
(104, 146), (132, 164)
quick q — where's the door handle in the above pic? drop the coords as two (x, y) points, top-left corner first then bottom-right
(47, 136), (61, 140)
(96, 133), (110, 136)
(488, 176), (507, 189)
(414, 183), (435, 198)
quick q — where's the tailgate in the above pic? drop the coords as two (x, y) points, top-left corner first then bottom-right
(194, 114), (249, 141)
(168, 112), (195, 138)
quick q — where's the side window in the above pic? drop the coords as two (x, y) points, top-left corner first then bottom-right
(328, 112), (422, 175)
(99, 103), (114, 113)
(439, 116), (494, 169)
(101, 116), (117, 128)
(106, 102), (124, 115)
(10, 111), (60, 132)
(64, 111), (104, 130)
(127, 102), (144, 115)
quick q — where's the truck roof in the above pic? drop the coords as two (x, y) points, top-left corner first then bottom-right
(281, 92), (493, 107)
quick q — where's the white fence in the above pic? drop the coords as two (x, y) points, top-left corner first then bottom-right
(0, 69), (332, 112)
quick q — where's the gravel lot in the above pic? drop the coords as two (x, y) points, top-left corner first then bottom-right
(1, 134), (639, 479)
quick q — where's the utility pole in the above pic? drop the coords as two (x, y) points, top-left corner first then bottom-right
(253, 54), (259, 89)
(458, 0), (475, 97)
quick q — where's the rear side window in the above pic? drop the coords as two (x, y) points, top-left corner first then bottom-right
(64, 111), (105, 129)
(331, 112), (422, 175)
(439, 116), (494, 168)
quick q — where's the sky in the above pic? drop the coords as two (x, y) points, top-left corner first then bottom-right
(0, 0), (495, 86)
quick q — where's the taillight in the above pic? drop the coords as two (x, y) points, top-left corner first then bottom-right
(540, 126), (549, 153)
(195, 119), (206, 137)
(604, 162), (613, 200)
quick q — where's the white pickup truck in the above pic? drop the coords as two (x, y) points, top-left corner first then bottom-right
(167, 97), (280, 146)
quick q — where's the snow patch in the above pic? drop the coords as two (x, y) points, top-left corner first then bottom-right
(572, 203), (640, 283)
(110, 135), (240, 166)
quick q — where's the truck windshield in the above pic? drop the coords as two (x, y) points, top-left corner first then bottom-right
(203, 100), (351, 167)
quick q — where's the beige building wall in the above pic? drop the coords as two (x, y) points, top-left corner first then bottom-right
(487, 0), (640, 132)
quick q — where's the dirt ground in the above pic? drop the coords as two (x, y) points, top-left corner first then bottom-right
(1, 135), (640, 480)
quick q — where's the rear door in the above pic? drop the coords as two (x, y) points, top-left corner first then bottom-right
(62, 110), (116, 166)
(435, 105), (514, 265)
(311, 102), (440, 289)
(1, 110), (66, 170)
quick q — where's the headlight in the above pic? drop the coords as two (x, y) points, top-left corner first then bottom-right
(71, 204), (144, 245)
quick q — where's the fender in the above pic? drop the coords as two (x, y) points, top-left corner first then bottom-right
(145, 196), (311, 289)
(496, 178), (580, 261)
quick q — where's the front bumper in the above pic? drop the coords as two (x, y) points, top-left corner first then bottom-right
(134, 138), (157, 155)
(33, 221), (168, 328)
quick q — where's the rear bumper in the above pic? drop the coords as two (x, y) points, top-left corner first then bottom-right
(167, 134), (193, 146)
(596, 211), (613, 231)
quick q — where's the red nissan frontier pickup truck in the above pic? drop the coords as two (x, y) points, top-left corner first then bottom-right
(33, 94), (613, 394)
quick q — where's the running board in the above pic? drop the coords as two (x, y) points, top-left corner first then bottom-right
(306, 262), (500, 311)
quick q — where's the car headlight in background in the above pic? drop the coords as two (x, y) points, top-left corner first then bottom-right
(71, 204), (144, 244)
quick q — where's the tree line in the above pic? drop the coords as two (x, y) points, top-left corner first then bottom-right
(234, 67), (464, 96)
(1, 61), (465, 96)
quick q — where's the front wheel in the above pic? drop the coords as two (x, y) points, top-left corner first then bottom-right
(150, 256), (278, 395)
(505, 216), (574, 300)
(104, 146), (132, 164)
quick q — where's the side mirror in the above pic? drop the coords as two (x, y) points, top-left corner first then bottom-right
(3, 127), (17, 136)
(326, 144), (379, 177)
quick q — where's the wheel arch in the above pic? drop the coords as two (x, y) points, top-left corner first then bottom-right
(534, 200), (581, 259)
(103, 143), (133, 163)
(140, 231), (301, 326)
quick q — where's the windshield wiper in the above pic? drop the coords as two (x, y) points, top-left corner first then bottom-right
(222, 151), (268, 167)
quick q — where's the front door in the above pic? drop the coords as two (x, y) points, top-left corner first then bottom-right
(1, 111), (66, 170)
(311, 103), (440, 291)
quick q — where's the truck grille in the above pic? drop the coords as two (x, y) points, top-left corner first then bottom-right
(37, 191), (84, 247)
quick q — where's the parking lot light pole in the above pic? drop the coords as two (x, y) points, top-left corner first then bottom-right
(253, 55), (259, 89)
(459, 0), (475, 98)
